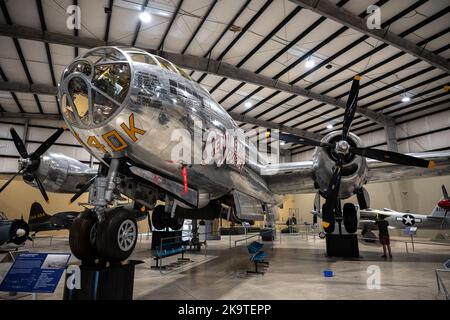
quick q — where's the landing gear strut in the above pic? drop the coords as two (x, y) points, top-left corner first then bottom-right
(68, 159), (138, 263)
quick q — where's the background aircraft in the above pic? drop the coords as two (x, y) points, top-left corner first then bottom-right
(28, 202), (149, 235)
(0, 47), (448, 262)
(313, 185), (450, 239)
(28, 202), (79, 234)
(0, 211), (29, 248)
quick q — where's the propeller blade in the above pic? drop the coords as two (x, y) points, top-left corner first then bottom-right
(442, 185), (449, 200)
(0, 169), (24, 193)
(33, 174), (49, 203)
(69, 175), (97, 204)
(441, 210), (448, 229)
(350, 147), (434, 169)
(30, 128), (65, 160)
(342, 76), (360, 141)
(278, 132), (333, 148)
(10, 128), (29, 158)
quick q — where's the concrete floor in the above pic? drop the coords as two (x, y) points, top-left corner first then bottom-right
(1, 233), (449, 300)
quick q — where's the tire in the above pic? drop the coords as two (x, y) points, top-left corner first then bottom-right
(318, 231), (326, 239)
(10, 219), (30, 245)
(69, 212), (98, 263)
(151, 205), (167, 230)
(321, 204), (335, 234)
(168, 217), (184, 230)
(343, 203), (358, 234)
(96, 208), (138, 262)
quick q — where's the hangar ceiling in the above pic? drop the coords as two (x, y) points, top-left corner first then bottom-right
(0, 0), (449, 173)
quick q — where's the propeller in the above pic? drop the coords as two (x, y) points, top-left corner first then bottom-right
(276, 75), (436, 227)
(69, 175), (98, 204)
(442, 185), (449, 200)
(0, 128), (64, 203)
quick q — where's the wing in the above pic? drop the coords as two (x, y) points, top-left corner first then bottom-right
(258, 161), (316, 194)
(259, 150), (450, 195)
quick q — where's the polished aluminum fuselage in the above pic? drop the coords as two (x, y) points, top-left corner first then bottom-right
(59, 47), (275, 205)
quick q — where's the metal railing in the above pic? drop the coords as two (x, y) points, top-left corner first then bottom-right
(234, 233), (261, 247)
(358, 235), (450, 253)
(277, 224), (319, 243)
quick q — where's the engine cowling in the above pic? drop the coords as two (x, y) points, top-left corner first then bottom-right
(312, 132), (368, 199)
(23, 153), (97, 194)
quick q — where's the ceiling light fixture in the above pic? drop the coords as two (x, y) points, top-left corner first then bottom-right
(245, 101), (252, 108)
(305, 56), (315, 69)
(326, 123), (334, 130)
(401, 95), (411, 103)
(139, 11), (152, 23)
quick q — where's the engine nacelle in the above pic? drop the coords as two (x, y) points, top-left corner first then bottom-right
(312, 132), (368, 199)
(24, 153), (97, 194)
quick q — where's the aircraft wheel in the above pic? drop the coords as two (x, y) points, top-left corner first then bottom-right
(343, 203), (358, 234)
(318, 231), (326, 239)
(10, 219), (30, 245)
(96, 208), (138, 262)
(69, 212), (98, 263)
(151, 205), (167, 230)
(168, 217), (184, 230)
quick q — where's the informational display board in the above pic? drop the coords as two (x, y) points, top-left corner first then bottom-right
(0, 252), (71, 293)
(404, 226), (417, 236)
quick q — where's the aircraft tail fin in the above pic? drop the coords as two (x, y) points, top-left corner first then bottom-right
(28, 202), (51, 224)
(430, 202), (446, 218)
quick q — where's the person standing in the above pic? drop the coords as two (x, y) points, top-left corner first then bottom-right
(376, 216), (392, 258)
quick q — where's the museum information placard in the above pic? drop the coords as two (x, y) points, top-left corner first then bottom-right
(0, 252), (71, 293)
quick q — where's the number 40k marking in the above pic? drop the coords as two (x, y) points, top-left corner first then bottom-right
(87, 113), (146, 153)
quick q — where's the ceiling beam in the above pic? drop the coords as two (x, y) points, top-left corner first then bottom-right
(0, 81), (57, 95)
(229, 113), (322, 140)
(288, 0), (450, 73)
(0, 112), (61, 120)
(0, 23), (391, 125)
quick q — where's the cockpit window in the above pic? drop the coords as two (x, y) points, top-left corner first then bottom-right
(92, 63), (131, 103)
(62, 94), (77, 124)
(128, 53), (158, 65)
(154, 56), (178, 73)
(68, 77), (90, 125)
(65, 61), (92, 79)
(92, 90), (120, 124)
(83, 48), (126, 64)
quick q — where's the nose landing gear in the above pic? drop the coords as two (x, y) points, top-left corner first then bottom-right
(69, 208), (138, 263)
(68, 158), (138, 263)
(96, 208), (138, 262)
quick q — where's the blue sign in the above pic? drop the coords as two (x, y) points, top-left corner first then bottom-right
(404, 226), (417, 236)
(0, 252), (71, 293)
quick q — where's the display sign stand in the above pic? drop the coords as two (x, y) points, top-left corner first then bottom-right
(63, 260), (143, 300)
(0, 252), (71, 299)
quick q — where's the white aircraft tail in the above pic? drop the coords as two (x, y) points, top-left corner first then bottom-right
(431, 200), (446, 218)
